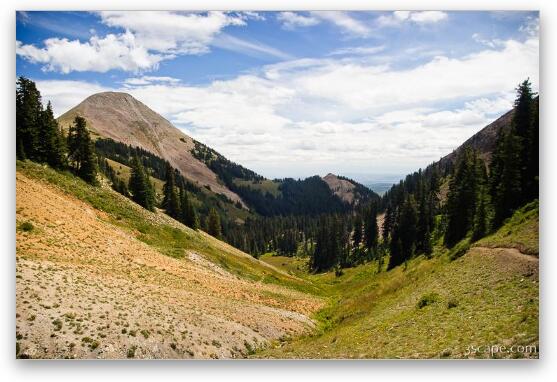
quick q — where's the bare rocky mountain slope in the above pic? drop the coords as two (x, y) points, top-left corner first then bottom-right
(57, 92), (243, 205)
(322, 173), (358, 204)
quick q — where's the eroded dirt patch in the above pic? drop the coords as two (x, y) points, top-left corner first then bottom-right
(16, 172), (321, 359)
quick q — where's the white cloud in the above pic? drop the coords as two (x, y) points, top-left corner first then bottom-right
(277, 11), (372, 37)
(35, 35), (538, 178)
(35, 80), (110, 116)
(17, 11), (255, 73)
(472, 33), (505, 48)
(311, 11), (371, 37)
(98, 11), (245, 55)
(239, 12), (266, 21)
(277, 12), (320, 29)
(16, 32), (165, 73)
(377, 11), (448, 27)
(292, 38), (538, 112)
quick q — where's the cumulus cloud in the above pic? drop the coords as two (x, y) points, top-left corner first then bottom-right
(35, 80), (110, 115)
(98, 11), (245, 55)
(16, 32), (165, 73)
(17, 11), (254, 73)
(35, 33), (538, 177)
(377, 11), (448, 27)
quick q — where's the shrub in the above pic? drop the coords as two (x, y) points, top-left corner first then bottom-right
(447, 298), (459, 309)
(127, 345), (137, 358)
(417, 292), (440, 309)
(18, 221), (34, 232)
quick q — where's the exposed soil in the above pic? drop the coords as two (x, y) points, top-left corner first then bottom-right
(16, 172), (321, 359)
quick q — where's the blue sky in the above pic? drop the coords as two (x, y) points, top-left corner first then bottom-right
(16, 11), (539, 181)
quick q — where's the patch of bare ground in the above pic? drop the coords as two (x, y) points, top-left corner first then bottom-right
(16, 172), (322, 359)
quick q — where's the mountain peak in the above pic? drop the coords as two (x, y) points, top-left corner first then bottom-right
(57, 92), (244, 205)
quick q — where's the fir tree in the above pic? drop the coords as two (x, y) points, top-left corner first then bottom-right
(444, 148), (478, 247)
(16, 77), (42, 160)
(490, 130), (522, 227)
(512, 79), (538, 202)
(363, 203), (378, 252)
(352, 214), (363, 247)
(208, 208), (222, 238)
(180, 188), (199, 230)
(67, 116), (97, 184)
(162, 163), (180, 219)
(128, 156), (155, 211)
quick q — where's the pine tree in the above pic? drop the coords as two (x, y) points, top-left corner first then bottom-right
(416, 180), (432, 256)
(398, 195), (418, 262)
(352, 214), (363, 247)
(363, 203), (378, 252)
(67, 116), (97, 184)
(208, 208), (222, 238)
(180, 188), (199, 230)
(162, 163), (180, 219)
(471, 158), (489, 241)
(16, 77), (42, 160)
(490, 130), (522, 227)
(382, 205), (394, 242)
(128, 156), (155, 211)
(513, 79), (536, 204)
(444, 148), (477, 247)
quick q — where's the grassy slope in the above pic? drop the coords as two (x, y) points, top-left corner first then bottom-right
(475, 200), (539, 256)
(16, 161), (318, 295)
(106, 158), (165, 195)
(233, 178), (281, 197)
(258, 203), (539, 359)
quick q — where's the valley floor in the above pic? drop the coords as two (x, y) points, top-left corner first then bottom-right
(258, 245), (538, 359)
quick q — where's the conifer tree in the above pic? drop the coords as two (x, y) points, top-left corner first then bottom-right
(489, 130), (522, 227)
(512, 79), (538, 202)
(363, 203), (378, 252)
(67, 116), (97, 184)
(397, 195), (418, 262)
(128, 156), (155, 211)
(180, 188), (199, 230)
(444, 148), (478, 247)
(16, 77), (42, 160)
(208, 208), (222, 238)
(39, 102), (66, 169)
(352, 214), (363, 247)
(471, 158), (489, 241)
(162, 163), (180, 219)
(382, 205), (394, 242)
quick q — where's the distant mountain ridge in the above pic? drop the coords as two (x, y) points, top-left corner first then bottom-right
(58, 92), (379, 215)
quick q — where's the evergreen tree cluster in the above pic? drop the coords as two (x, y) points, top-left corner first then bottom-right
(380, 79), (538, 270)
(160, 162), (200, 229)
(490, 79), (539, 227)
(16, 77), (97, 184)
